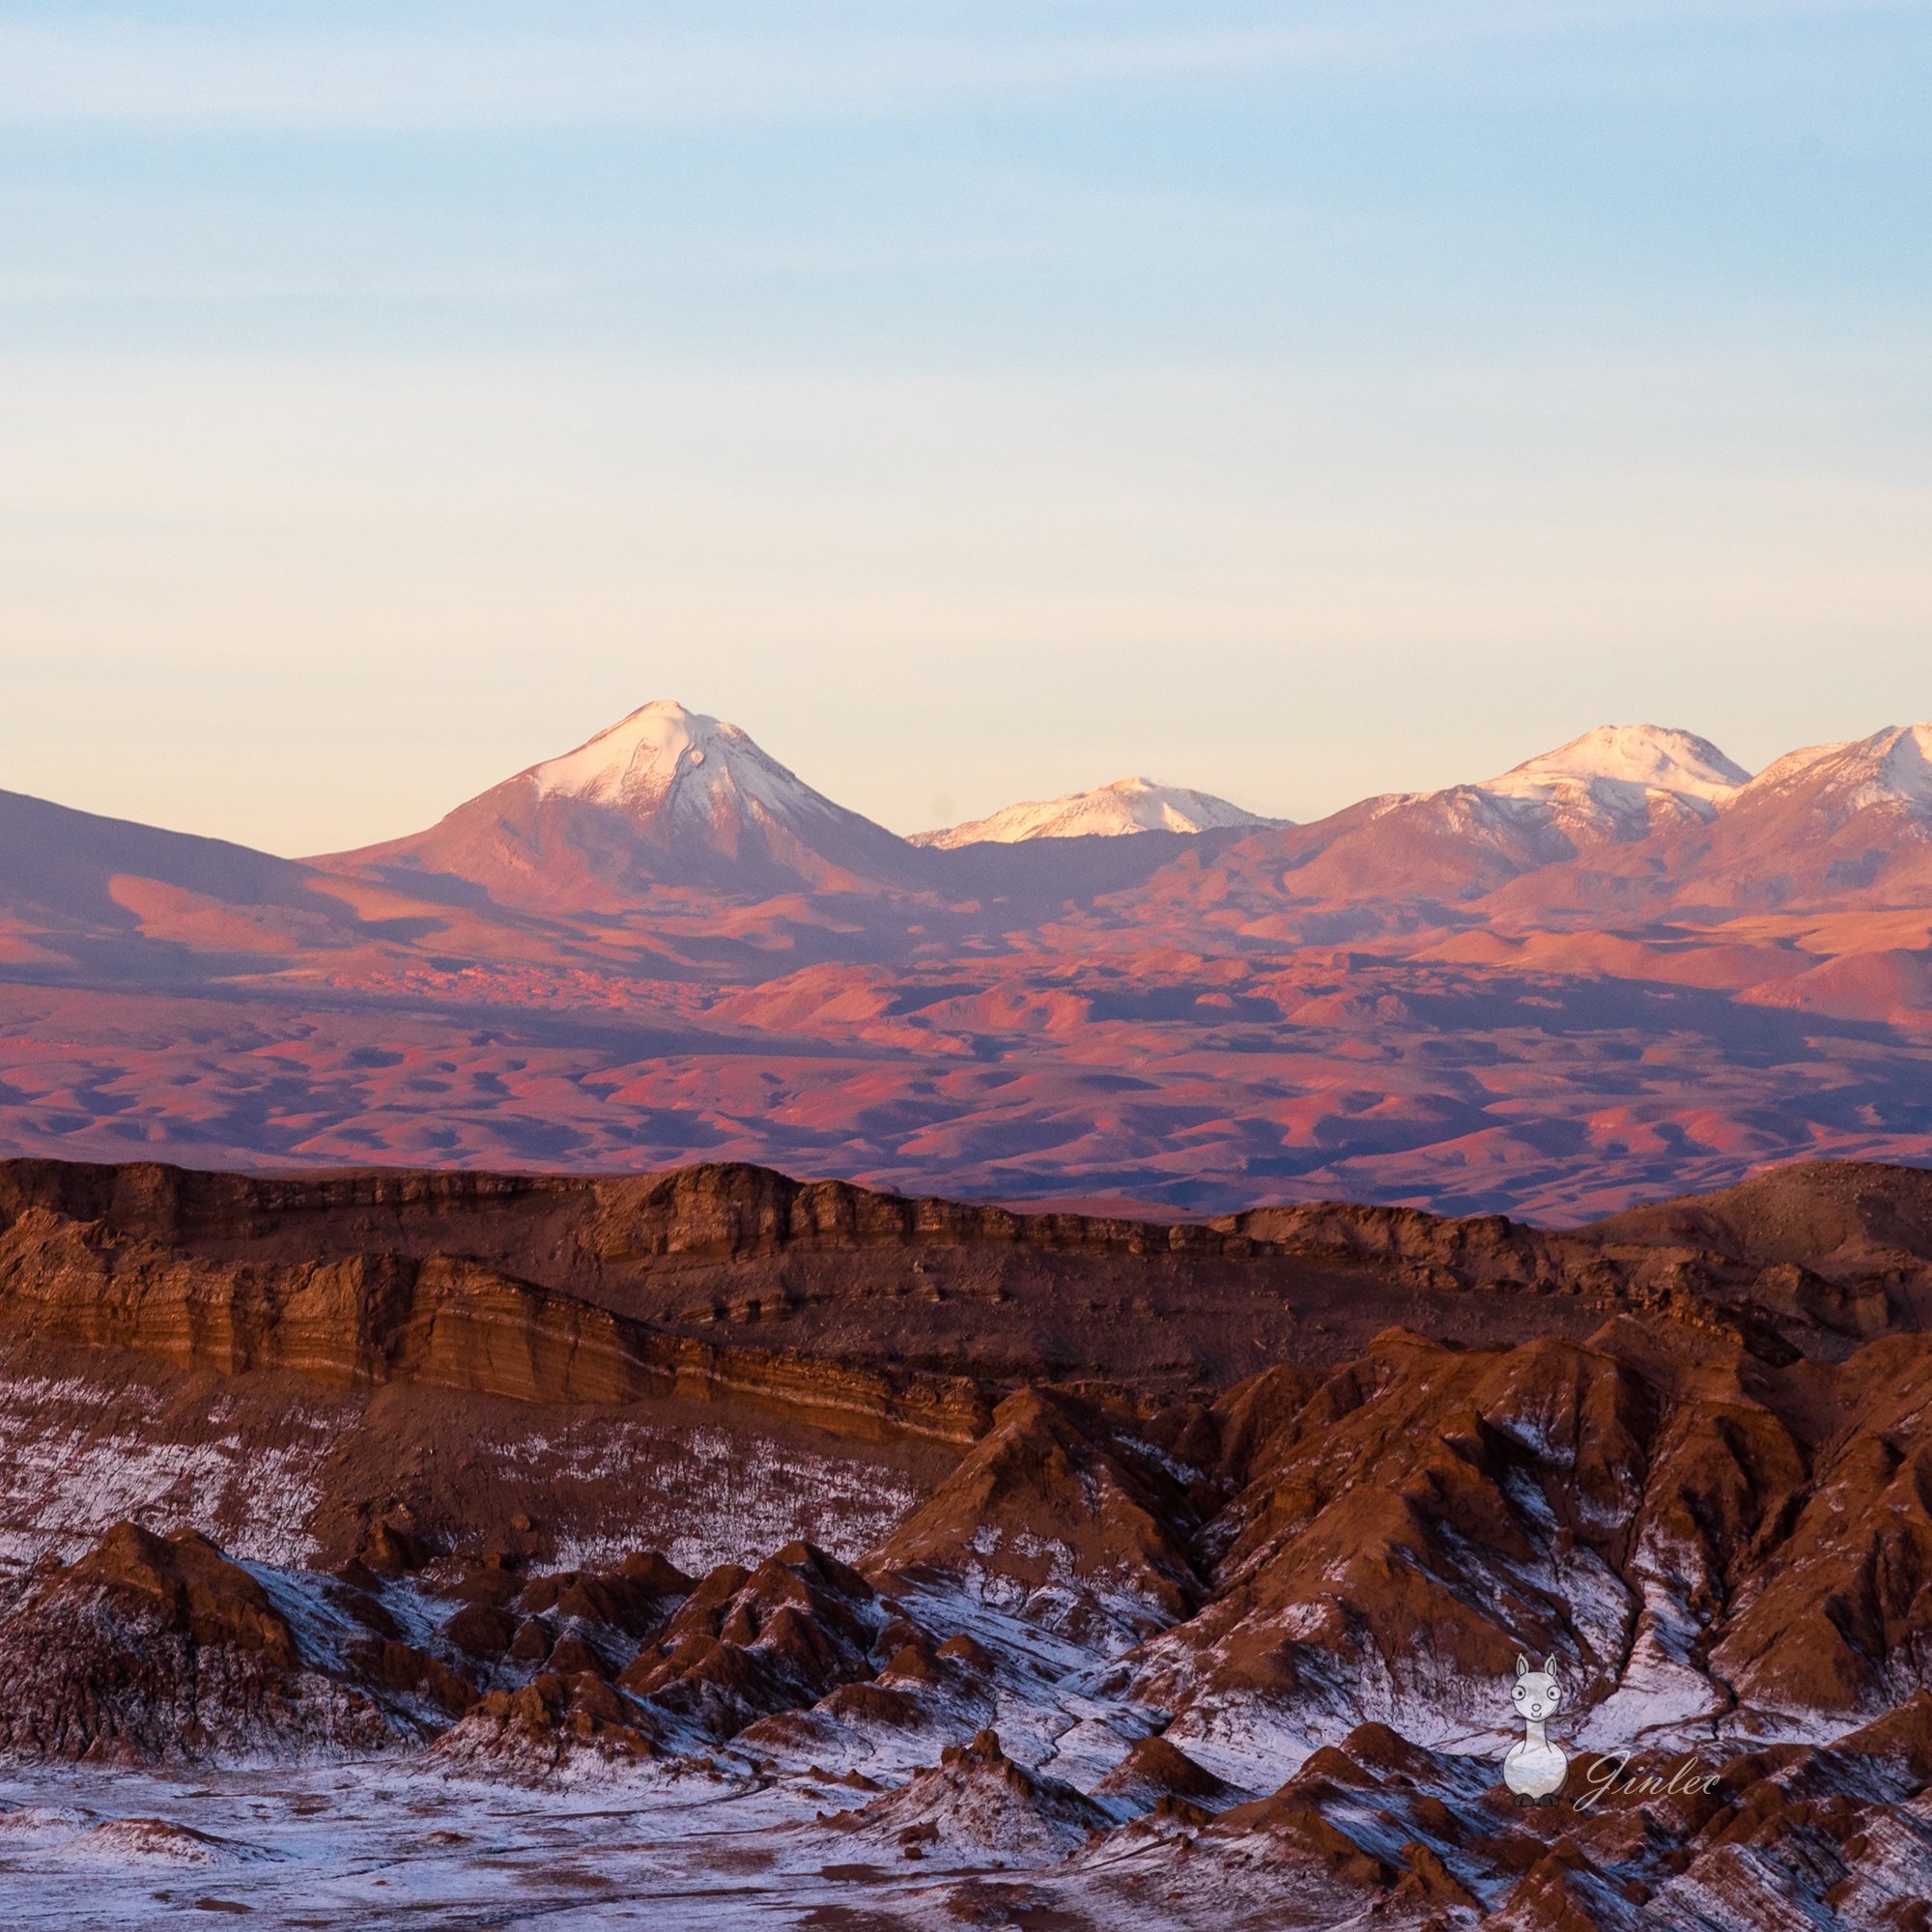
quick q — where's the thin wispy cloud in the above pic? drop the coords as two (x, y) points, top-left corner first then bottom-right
(0, 1), (1902, 130)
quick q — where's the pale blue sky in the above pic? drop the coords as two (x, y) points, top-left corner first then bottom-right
(1, 2), (1926, 851)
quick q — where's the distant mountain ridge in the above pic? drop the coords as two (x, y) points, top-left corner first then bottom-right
(910, 776), (1289, 849)
(1467, 719), (1932, 920)
(8, 704), (1930, 936)
(7, 704), (1931, 940)
(304, 701), (1932, 922)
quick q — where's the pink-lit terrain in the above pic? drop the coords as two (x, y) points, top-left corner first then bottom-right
(2, 703), (1929, 1219)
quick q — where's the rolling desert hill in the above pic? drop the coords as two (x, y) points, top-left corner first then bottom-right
(0, 786), (359, 976)
(0, 704), (1928, 1219)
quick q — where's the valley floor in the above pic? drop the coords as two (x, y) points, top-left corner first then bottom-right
(0, 1758), (1241, 1930)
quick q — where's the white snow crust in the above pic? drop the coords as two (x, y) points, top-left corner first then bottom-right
(0, 1376), (336, 1570)
(911, 777), (1288, 849)
(1740, 738), (1852, 794)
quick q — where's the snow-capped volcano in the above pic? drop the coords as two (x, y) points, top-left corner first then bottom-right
(910, 777), (1288, 850)
(529, 700), (849, 832)
(316, 699), (923, 907)
(1478, 724), (1751, 840)
(1463, 721), (1932, 911)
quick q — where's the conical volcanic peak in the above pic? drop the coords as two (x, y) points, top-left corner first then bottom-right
(911, 776), (1289, 849)
(526, 700), (810, 821)
(314, 698), (923, 908)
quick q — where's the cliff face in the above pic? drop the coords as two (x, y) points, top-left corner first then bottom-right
(7, 1153), (1927, 1404)
(3, 1151), (1929, 1586)
(0, 1154), (1270, 1267)
(0, 1205), (992, 1445)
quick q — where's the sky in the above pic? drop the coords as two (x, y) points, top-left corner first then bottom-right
(0, 0), (1927, 854)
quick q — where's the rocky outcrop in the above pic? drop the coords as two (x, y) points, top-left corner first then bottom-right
(1090, 1733), (1241, 1819)
(867, 1384), (1215, 1640)
(0, 1155), (1276, 1273)
(1585, 1156), (1932, 1278)
(492, 1550), (695, 1676)
(822, 1727), (1111, 1860)
(16, 1150), (1927, 1286)
(616, 1542), (887, 1741)
(0, 1525), (744, 1772)
(1130, 1321), (1932, 1780)
(434, 1669), (665, 1781)
(1055, 1707), (1932, 1930)
(0, 1524), (397, 1764)
(1226, 1157), (1932, 1348)
(425, 1541), (913, 1774)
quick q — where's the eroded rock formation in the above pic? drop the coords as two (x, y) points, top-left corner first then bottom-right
(8, 1153), (1932, 1925)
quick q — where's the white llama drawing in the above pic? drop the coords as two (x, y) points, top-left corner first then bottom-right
(1504, 1653), (1568, 1804)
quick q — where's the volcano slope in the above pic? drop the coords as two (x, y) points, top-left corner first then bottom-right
(4, 1153), (1932, 1926)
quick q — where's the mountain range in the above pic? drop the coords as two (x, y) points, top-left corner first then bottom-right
(303, 704), (1932, 916)
(0, 701), (1928, 1217)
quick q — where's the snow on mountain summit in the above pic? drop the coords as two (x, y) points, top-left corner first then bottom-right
(910, 776), (1289, 850)
(1478, 724), (1751, 839)
(1484, 724), (1750, 808)
(528, 698), (833, 827)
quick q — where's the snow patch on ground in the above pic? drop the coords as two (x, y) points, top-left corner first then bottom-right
(479, 1418), (922, 1574)
(0, 1378), (335, 1569)
(55, 1815), (271, 1866)
(1575, 1566), (1725, 1750)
